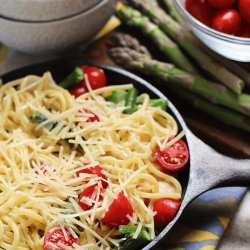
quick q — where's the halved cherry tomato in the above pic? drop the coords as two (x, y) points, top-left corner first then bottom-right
(153, 198), (181, 229)
(76, 165), (107, 188)
(44, 226), (79, 250)
(69, 83), (87, 98)
(77, 108), (99, 123)
(207, 0), (236, 8)
(185, 0), (215, 26)
(239, 0), (250, 23)
(101, 193), (134, 227)
(78, 184), (104, 211)
(212, 9), (242, 35)
(155, 139), (189, 172)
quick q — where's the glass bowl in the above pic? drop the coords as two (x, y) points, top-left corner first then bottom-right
(174, 0), (250, 62)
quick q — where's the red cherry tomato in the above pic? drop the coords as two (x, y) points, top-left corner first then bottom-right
(77, 108), (99, 123)
(185, 0), (215, 26)
(207, 0), (236, 8)
(69, 66), (107, 97)
(44, 226), (79, 250)
(81, 66), (107, 90)
(69, 83), (87, 98)
(101, 193), (134, 227)
(212, 9), (242, 35)
(155, 139), (189, 172)
(153, 198), (181, 229)
(239, 0), (250, 23)
(238, 23), (250, 37)
(78, 184), (104, 211)
(76, 165), (108, 188)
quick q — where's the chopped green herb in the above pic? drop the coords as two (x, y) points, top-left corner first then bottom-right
(107, 90), (127, 104)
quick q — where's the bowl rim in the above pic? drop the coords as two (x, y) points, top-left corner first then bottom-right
(0, 0), (108, 24)
(174, 0), (250, 44)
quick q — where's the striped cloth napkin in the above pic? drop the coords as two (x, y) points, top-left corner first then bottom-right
(161, 187), (246, 250)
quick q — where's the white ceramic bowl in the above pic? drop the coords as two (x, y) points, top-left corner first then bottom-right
(174, 0), (250, 62)
(0, 0), (117, 54)
(0, 0), (102, 22)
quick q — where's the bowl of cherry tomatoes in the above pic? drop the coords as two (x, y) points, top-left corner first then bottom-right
(174, 0), (250, 62)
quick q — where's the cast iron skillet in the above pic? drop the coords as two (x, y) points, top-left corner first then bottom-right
(1, 58), (250, 250)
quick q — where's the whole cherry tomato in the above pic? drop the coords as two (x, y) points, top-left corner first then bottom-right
(76, 165), (108, 188)
(153, 198), (181, 229)
(185, 0), (215, 26)
(238, 23), (250, 37)
(101, 193), (134, 227)
(78, 184), (104, 211)
(69, 66), (107, 98)
(81, 66), (107, 90)
(155, 139), (189, 172)
(44, 226), (79, 250)
(207, 0), (236, 8)
(212, 9), (242, 35)
(239, 0), (250, 23)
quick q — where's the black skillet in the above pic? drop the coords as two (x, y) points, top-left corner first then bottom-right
(1, 58), (250, 250)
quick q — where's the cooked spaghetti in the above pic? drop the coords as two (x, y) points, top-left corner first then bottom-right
(0, 72), (182, 249)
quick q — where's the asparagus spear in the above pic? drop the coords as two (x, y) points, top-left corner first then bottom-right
(110, 33), (150, 58)
(111, 32), (152, 57)
(168, 85), (250, 133)
(148, 99), (168, 110)
(127, 1), (245, 94)
(201, 44), (250, 87)
(116, 7), (198, 74)
(59, 67), (84, 89)
(117, 225), (151, 250)
(162, 0), (184, 24)
(124, 88), (139, 114)
(109, 47), (250, 116)
(107, 89), (127, 104)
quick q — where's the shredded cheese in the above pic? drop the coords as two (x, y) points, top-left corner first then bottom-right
(0, 72), (182, 249)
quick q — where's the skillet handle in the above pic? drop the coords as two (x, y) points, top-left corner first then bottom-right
(183, 131), (250, 203)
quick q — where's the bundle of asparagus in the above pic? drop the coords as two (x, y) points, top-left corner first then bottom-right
(118, 3), (246, 94)
(109, 33), (250, 133)
(108, 1), (250, 133)
(116, 5), (196, 74)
